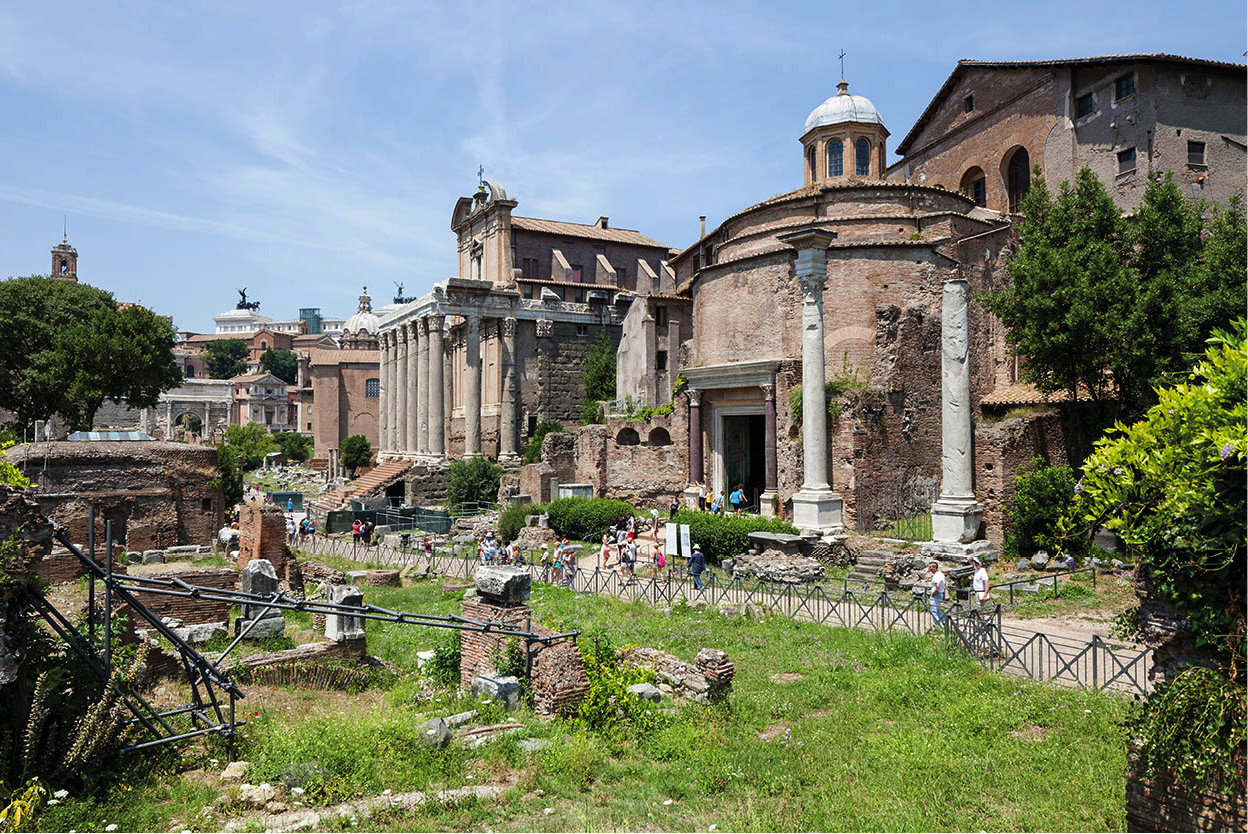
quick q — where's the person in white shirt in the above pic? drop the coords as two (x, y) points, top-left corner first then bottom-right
(927, 559), (947, 626)
(971, 556), (990, 609)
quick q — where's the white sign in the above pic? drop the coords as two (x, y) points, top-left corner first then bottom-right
(665, 522), (677, 559)
(679, 524), (691, 560)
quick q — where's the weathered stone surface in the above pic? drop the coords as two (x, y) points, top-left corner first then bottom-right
(1015, 558), (1031, 573)
(515, 526), (556, 550)
(219, 527), (240, 546)
(746, 531), (807, 554)
(471, 675), (522, 711)
(418, 717), (450, 749)
(325, 584), (365, 642)
(415, 650), (436, 669)
(364, 569), (401, 587)
(235, 615), (286, 639)
(1030, 552), (1050, 571)
(241, 559), (279, 619)
(167, 545), (199, 554)
(619, 647), (710, 700)
(474, 566), (531, 603)
(142, 549), (165, 565)
(140, 620), (228, 644)
(238, 782), (277, 806)
(732, 549), (825, 584)
(221, 761), (249, 782)
(627, 682), (662, 703)
(445, 710), (478, 729)
(518, 738), (551, 753)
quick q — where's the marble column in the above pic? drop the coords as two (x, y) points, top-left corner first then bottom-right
(427, 315), (446, 459)
(395, 326), (409, 454)
(464, 314), (482, 456)
(498, 316), (520, 464)
(379, 332), (391, 454)
(780, 228), (843, 534)
(685, 388), (703, 508)
(761, 382), (779, 517)
(405, 321), (420, 454)
(385, 332), (398, 453)
(926, 277), (991, 554)
(416, 317), (430, 455)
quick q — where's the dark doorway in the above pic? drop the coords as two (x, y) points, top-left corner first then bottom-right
(722, 413), (766, 510)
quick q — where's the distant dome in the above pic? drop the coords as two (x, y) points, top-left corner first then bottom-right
(804, 81), (884, 134)
(343, 286), (379, 335)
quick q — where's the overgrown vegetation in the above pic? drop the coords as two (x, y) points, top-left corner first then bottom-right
(339, 434), (372, 474)
(670, 509), (799, 562)
(498, 501), (542, 541)
(568, 632), (665, 740)
(259, 348), (298, 385)
(523, 419), (564, 464)
(1003, 456), (1086, 563)
(788, 355), (867, 426)
(545, 497), (635, 541)
(444, 456), (502, 512)
(272, 431), (313, 462)
(580, 329), (615, 424)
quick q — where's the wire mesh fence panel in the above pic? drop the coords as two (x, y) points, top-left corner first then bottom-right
(855, 470), (941, 541)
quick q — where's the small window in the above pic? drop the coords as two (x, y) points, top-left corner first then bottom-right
(366, 378), (380, 397)
(855, 138), (871, 176)
(522, 257), (540, 279)
(570, 264), (583, 282)
(261, 341), (267, 350)
(1114, 73), (1135, 101)
(576, 324), (589, 337)
(963, 94), (974, 113)
(654, 305), (667, 327)
(307, 422), (312, 430)
(807, 145), (817, 180)
(1117, 147), (1137, 174)
(826, 139), (843, 177)
(656, 350), (668, 371)
(971, 178), (986, 207)
(307, 405), (312, 414)
(1075, 93), (1094, 118)
(1187, 141), (1206, 166)
(522, 284), (533, 299)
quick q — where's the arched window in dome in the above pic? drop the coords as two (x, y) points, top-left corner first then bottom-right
(807, 145), (817, 182)
(826, 139), (844, 177)
(855, 138), (871, 176)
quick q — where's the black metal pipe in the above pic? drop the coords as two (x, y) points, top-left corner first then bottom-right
(104, 520), (113, 673)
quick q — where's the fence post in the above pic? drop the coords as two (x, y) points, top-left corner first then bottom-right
(1092, 635), (1099, 689)
(1092, 565), (1097, 591)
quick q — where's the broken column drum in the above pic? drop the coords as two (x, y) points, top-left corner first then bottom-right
(236, 558), (285, 638)
(325, 584), (366, 642)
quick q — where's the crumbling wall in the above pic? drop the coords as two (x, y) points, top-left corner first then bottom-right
(0, 486), (54, 685)
(458, 597), (532, 689)
(131, 567), (240, 625)
(529, 626), (590, 718)
(588, 411), (687, 509)
(404, 461), (448, 507)
(237, 504), (294, 582)
(975, 411), (1068, 544)
(1126, 748), (1246, 833)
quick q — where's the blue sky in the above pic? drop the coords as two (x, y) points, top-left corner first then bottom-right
(1, 1), (1243, 332)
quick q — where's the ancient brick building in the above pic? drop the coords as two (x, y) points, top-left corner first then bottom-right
(889, 54), (1247, 214)
(7, 439), (224, 550)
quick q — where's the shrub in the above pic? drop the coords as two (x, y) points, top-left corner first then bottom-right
(340, 434), (372, 472)
(545, 497), (635, 541)
(426, 634), (461, 687)
(273, 431), (313, 462)
(498, 501), (543, 541)
(570, 631), (665, 740)
(444, 456), (503, 512)
(1003, 457), (1086, 562)
(670, 509), (799, 562)
(223, 422), (275, 470)
(523, 419), (565, 464)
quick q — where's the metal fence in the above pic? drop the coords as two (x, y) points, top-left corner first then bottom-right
(294, 536), (1151, 695)
(855, 472), (940, 541)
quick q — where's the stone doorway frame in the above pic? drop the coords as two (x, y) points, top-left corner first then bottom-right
(711, 402), (766, 504)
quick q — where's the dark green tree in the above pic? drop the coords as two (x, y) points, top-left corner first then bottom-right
(340, 434), (372, 474)
(0, 277), (181, 431)
(444, 455), (503, 511)
(214, 443), (244, 505)
(260, 348), (298, 384)
(273, 430), (313, 461)
(222, 423), (275, 470)
(523, 419), (565, 464)
(580, 329), (615, 424)
(203, 339), (250, 379)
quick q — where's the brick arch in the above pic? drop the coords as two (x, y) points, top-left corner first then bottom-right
(1001, 145), (1032, 213)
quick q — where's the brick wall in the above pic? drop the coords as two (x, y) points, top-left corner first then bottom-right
(975, 411), (1068, 544)
(529, 625), (590, 718)
(128, 567), (240, 624)
(237, 504), (291, 577)
(459, 597), (533, 689)
(1126, 749), (1246, 832)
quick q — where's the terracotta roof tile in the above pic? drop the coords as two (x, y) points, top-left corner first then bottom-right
(511, 216), (668, 248)
(309, 349), (379, 365)
(980, 382), (1096, 408)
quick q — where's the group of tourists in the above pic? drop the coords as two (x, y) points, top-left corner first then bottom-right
(691, 482), (749, 515)
(351, 518), (376, 546)
(925, 555), (991, 626)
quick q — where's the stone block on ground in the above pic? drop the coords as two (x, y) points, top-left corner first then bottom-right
(471, 675), (522, 711)
(415, 650), (436, 669)
(1030, 552), (1050, 571)
(221, 761), (249, 782)
(346, 570), (368, 585)
(518, 738), (551, 754)
(241, 558), (280, 619)
(732, 550), (825, 584)
(142, 549), (165, 565)
(325, 584), (366, 642)
(445, 710), (478, 729)
(628, 682), (662, 703)
(474, 566), (531, 604)
(235, 614), (286, 639)
(418, 717), (451, 749)
(364, 569), (401, 587)
(1015, 558), (1031, 573)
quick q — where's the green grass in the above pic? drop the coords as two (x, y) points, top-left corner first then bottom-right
(34, 573), (1131, 832)
(1004, 569), (1135, 620)
(868, 513), (933, 542)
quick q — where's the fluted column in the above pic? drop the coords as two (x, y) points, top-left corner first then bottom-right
(405, 321), (420, 454)
(427, 315), (446, 459)
(780, 227), (843, 533)
(378, 332), (391, 454)
(385, 332), (398, 453)
(395, 326), (409, 454)
(498, 316), (519, 463)
(416, 317), (430, 455)
(464, 314), (482, 456)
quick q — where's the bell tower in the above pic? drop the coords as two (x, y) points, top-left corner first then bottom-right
(51, 232), (78, 282)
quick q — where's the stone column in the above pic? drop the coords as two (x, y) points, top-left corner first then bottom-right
(498, 316), (520, 464)
(926, 277), (991, 555)
(427, 316), (446, 459)
(416, 317), (430, 455)
(385, 332), (397, 453)
(761, 381), (779, 518)
(685, 388), (703, 508)
(406, 321), (420, 455)
(780, 228), (843, 534)
(395, 326), (409, 454)
(464, 314), (482, 456)
(378, 332), (390, 454)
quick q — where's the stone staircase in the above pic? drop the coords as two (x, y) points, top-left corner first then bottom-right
(847, 549), (892, 586)
(311, 460), (411, 513)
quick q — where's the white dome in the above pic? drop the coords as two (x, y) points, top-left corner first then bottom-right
(342, 286), (378, 334)
(804, 81), (884, 134)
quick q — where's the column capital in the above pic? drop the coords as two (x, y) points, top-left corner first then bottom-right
(397, 325), (409, 343)
(797, 273), (826, 302)
(688, 388), (702, 407)
(760, 382), (775, 401)
(502, 316), (517, 338)
(379, 331), (389, 348)
(536, 319), (553, 338)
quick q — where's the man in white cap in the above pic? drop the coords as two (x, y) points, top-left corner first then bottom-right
(926, 559), (947, 626)
(971, 555), (990, 609)
(688, 543), (707, 590)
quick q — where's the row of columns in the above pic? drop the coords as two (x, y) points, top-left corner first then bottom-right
(378, 314), (518, 463)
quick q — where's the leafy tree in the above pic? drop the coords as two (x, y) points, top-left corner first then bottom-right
(223, 423), (275, 470)
(580, 329), (615, 424)
(340, 434), (373, 473)
(0, 441), (32, 488)
(214, 443), (243, 506)
(180, 413), (203, 435)
(273, 431), (313, 461)
(983, 169), (1246, 446)
(444, 455), (502, 511)
(523, 419), (565, 464)
(1001, 457), (1085, 563)
(203, 339), (250, 379)
(0, 277), (181, 431)
(260, 348), (298, 385)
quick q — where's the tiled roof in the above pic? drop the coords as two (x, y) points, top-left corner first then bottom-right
(980, 382), (1096, 408)
(896, 53), (1247, 155)
(308, 349), (378, 365)
(511, 216), (668, 248)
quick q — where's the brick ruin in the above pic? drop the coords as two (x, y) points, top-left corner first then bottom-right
(237, 504), (299, 585)
(1126, 753), (1245, 833)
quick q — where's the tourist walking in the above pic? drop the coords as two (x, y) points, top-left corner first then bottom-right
(971, 556), (990, 609)
(729, 484), (745, 514)
(710, 491), (724, 515)
(688, 544), (706, 590)
(697, 482), (707, 511)
(615, 525), (628, 562)
(927, 559), (947, 627)
(351, 519), (362, 546)
(601, 530), (612, 568)
(286, 515), (296, 545)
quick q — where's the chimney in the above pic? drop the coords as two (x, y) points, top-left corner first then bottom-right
(699, 215), (707, 238)
(596, 216), (609, 229)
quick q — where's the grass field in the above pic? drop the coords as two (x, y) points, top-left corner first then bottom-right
(36, 573), (1131, 832)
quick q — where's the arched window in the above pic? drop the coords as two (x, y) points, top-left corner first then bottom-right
(959, 167), (987, 208)
(646, 427), (672, 446)
(826, 139), (843, 177)
(261, 341), (267, 350)
(1006, 147), (1031, 212)
(855, 139), (871, 176)
(616, 427), (640, 446)
(807, 145), (817, 181)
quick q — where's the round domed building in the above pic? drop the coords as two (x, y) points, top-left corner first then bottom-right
(340, 286), (381, 350)
(656, 80), (1045, 543)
